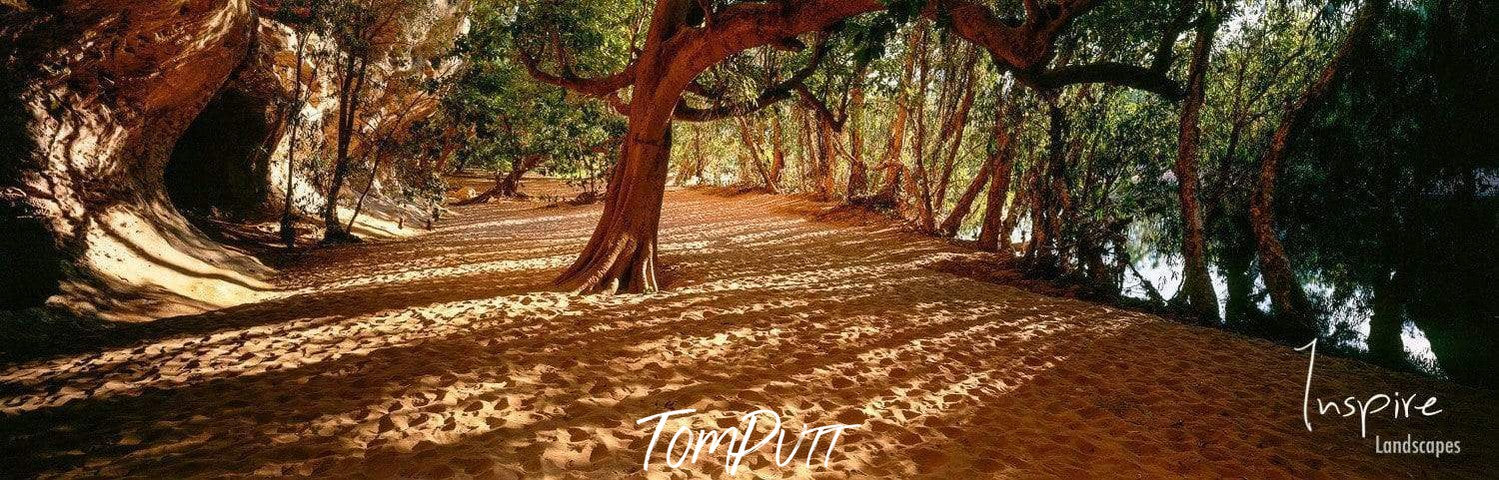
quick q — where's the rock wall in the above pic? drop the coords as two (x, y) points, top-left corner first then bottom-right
(0, 0), (466, 319)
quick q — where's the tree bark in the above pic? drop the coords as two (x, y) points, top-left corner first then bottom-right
(976, 97), (1020, 251)
(938, 159), (990, 237)
(522, 0), (1174, 292)
(814, 110), (839, 198)
(873, 27), (923, 204)
(281, 25), (308, 249)
(1368, 267), (1405, 367)
(1174, 16), (1221, 322)
(1250, 0), (1383, 336)
(932, 49), (980, 215)
(846, 85), (868, 198)
(768, 108), (787, 190)
(458, 154), (546, 205)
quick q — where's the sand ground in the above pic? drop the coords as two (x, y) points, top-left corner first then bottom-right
(2, 180), (1495, 479)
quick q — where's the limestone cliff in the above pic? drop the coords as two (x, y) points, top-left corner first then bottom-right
(0, 0), (466, 319)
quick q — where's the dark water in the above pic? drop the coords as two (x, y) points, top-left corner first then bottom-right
(1121, 248), (1444, 372)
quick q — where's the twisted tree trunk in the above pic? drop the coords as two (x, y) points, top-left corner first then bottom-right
(523, 0), (1177, 292)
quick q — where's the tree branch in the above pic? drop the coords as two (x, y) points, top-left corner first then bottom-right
(673, 33), (831, 123)
(1021, 61), (1184, 100)
(515, 30), (638, 97)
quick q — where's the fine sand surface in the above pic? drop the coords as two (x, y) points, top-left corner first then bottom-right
(2, 180), (1495, 479)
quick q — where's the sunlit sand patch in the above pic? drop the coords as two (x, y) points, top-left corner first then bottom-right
(0, 292), (576, 412)
(291, 253), (576, 294)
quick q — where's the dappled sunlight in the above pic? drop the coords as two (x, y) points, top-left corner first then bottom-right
(3, 186), (1494, 478)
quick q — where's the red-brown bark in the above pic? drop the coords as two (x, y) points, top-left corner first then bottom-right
(1174, 16), (1220, 322)
(1250, 0), (1383, 334)
(524, 0), (1163, 292)
(976, 97), (1021, 251)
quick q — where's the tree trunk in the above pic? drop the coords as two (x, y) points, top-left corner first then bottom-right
(873, 27), (923, 204)
(938, 160), (990, 237)
(814, 112), (838, 199)
(909, 34), (935, 231)
(1368, 267), (1405, 367)
(281, 26), (307, 249)
(1174, 17), (1221, 322)
(322, 55), (369, 243)
(768, 108), (787, 190)
(846, 85), (868, 198)
(737, 116), (777, 190)
(553, 0), (695, 293)
(458, 154), (545, 205)
(976, 98), (1019, 251)
(1219, 230), (1258, 329)
(1250, 0), (1382, 336)
(932, 50), (980, 214)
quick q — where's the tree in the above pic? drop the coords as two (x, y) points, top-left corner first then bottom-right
(521, 0), (1181, 293)
(1173, 5), (1222, 322)
(320, 0), (422, 243)
(1249, 0), (1385, 338)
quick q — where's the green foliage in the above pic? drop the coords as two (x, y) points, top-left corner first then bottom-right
(441, 0), (625, 178)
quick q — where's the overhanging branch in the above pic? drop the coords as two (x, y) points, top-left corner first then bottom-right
(1021, 62), (1184, 100)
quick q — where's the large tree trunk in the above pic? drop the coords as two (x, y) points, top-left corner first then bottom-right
(553, 0), (696, 293)
(976, 97), (1019, 251)
(1174, 17), (1221, 322)
(1250, 0), (1383, 336)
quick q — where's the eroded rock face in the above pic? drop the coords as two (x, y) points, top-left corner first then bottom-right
(2, 0), (466, 318)
(1, 0), (274, 317)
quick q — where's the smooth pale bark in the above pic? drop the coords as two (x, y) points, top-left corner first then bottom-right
(1174, 17), (1221, 322)
(1250, 0), (1383, 335)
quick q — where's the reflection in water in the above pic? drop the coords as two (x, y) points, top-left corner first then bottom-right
(1120, 248), (1443, 378)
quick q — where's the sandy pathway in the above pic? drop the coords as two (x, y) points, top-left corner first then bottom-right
(1, 185), (1495, 479)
